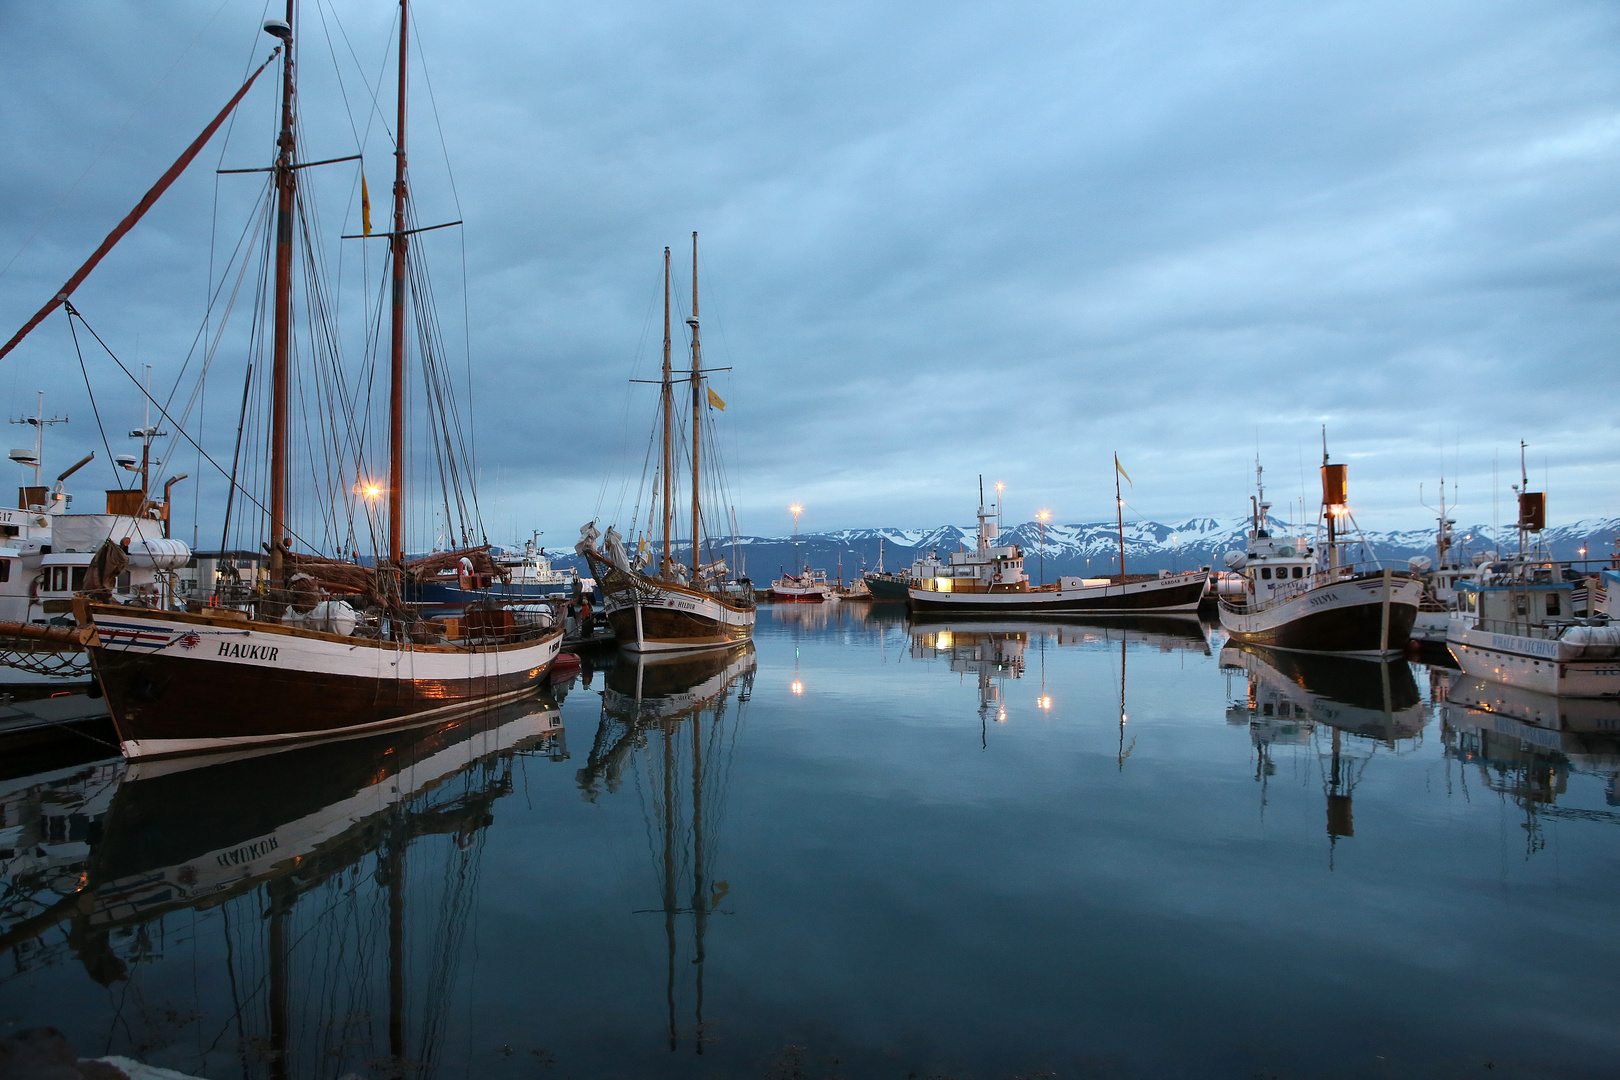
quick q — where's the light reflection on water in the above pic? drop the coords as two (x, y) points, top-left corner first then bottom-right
(1, 603), (1617, 1078)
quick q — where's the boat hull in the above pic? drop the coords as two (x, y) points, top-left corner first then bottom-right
(768, 588), (834, 603)
(1218, 573), (1421, 655)
(907, 572), (1207, 615)
(863, 575), (909, 600)
(589, 561), (755, 654)
(1446, 620), (1620, 698)
(84, 606), (562, 759)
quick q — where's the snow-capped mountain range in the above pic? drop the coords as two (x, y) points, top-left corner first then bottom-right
(549, 516), (1620, 581)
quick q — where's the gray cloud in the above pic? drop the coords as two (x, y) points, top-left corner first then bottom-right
(1, 0), (1616, 549)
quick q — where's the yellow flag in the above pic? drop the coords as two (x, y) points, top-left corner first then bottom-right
(707, 386), (726, 411)
(361, 173), (372, 236)
(1115, 454), (1132, 486)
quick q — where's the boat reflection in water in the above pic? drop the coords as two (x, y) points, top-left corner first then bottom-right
(1222, 643), (1425, 857)
(1440, 670), (1620, 855)
(0, 691), (566, 1077)
(911, 616), (1209, 748)
(576, 644), (755, 1054)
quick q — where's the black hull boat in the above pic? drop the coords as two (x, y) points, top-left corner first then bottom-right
(1217, 448), (1420, 656)
(864, 574), (909, 600)
(909, 572), (1207, 615)
(1218, 572), (1421, 654)
(84, 603), (561, 759)
(906, 472), (1208, 617)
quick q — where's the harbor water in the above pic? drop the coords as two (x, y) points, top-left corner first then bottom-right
(1, 603), (1616, 1078)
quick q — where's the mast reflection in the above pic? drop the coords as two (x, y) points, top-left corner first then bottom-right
(577, 644), (755, 1054)
(910, 616), (1209, 746)
(0, 693), (566, 1077)
(1440, 672), (1620, 856)
(1221, 643), (1424, 859)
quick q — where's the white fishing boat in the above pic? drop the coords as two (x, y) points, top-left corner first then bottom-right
(1446, 455), (1619, 698)
(770, 568), (838, 602)
(1217, 445), (1421, 656)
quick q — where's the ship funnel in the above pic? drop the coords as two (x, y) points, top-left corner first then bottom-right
(1320, 463), (1347, 507)
(1517, 491), (1545, 532)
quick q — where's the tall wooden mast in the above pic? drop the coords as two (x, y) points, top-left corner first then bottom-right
(388, 0), (410, 566)
(661, 247), (673, 579)
(688, 232), (702, 581)
(269, 0), (297, 577)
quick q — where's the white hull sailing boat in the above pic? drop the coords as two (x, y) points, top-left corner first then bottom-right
(0, 2), (564, 758)
(579, 238), (755, 654)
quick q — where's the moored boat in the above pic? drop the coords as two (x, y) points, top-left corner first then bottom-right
(907, 474), (1207, 615)
(26, 3), (563, 757)
(578, 239), (755, 654)
(770, 568), (838, 602)
(1445, 458), (1620, 698)
(1217, 446), (1421, 656)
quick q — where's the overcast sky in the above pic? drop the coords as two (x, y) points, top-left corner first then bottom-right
(1, 0), (1617, 548)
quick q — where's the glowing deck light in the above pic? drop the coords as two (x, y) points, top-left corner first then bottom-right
(791, 679), (803, 695)
(1037, 695), (1052, 710)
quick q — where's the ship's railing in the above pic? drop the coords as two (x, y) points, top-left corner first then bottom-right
(1463, 616), (1572, 641)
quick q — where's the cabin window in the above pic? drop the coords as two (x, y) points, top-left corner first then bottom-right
(1546, 593), (1561, 616)
(0, 560), (8, 583)
(1292, 567), (1303, 579)
(1260, 567), (1272, 580)
(71, 567), (85, 591)
(50, 567), (68, 592)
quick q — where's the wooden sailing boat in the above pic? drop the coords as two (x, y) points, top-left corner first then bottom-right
(578, 237), (755, 653)
(53, 1), (561, 758)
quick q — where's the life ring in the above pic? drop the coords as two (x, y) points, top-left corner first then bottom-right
(992, 572), (1003, 583)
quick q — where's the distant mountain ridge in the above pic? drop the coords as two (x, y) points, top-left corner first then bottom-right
(547, 516), (1620, 581)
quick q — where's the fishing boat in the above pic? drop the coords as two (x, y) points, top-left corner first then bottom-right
(1217, 445), (1421, 656)
(906, 473), (1208, 615)
(0, 3), (565, 757)
(578, 239), (755, 653)
(770, 567), (838, 602)
(1446, 459), (1620, 697)
(0, 398), (195, 686)
(1407, 478), (1490, 643)
(864, 537), (943, 600)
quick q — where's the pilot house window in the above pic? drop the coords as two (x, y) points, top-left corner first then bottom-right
(0, 560), (8, 583)
(1293, 567), (1304, 579)
(1260, 567), (1272, 580)
(1546, 593), (1561, 616)
(50, 567), (68, 592)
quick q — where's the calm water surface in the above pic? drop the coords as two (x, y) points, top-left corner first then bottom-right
(2, 603), (1617, 1079)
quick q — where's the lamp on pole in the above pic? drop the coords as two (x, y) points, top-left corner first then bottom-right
(790, 504), (803, 573)
(1037, 510), (1050, 585)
